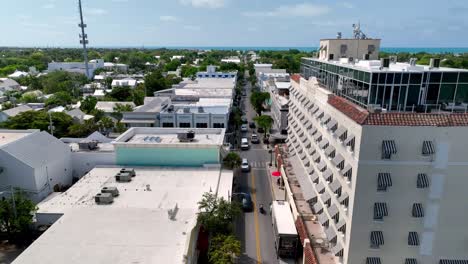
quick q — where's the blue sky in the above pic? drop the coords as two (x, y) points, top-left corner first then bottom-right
(2, 0), (468, 47)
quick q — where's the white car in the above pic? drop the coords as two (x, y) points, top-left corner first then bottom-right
(241, 124), (248, 132)
(241, 158), (250, 172)
(241, 138), (250, 150)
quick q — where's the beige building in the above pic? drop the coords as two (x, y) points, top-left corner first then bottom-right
(288, 74), (468, 264)
(318, 38), (381, 61)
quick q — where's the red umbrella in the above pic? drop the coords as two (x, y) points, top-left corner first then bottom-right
(271, 171), (281, 177)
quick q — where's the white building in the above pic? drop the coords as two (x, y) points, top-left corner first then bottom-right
(111, 78), (138, 88)
(8, 70), (29, 79)
(286, 35), (468, 264)
(0, 130), (72, 202)
(262, 75), (290, 138)
(103, 62), (129, 72)
(221, 57), (241, 64)
(47, 59), (105, 78)
(121, 97), (171, 127)
(95, 101), (136, 114)
(196, 65), (237, 79)
(0, 78), (21, 92)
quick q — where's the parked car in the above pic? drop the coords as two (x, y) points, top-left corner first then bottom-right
(241, 138), (250, 150)
(249, 122), (256, 129)
(241, 158), (250, 172)
(241, 116), (248, 124)
(257, 127), (265, 133)
(241, 124), (248, 132)
(251, 134), (260, 144)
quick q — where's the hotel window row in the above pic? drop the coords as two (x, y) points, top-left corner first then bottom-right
(377, 172), (430, 191)
(381, 139), (435, 160)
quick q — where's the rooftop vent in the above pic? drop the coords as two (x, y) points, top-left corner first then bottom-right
(183, 107), (191, 114)
(337, 32), (342, 39)
(430, 58), (440, 69)
(409, 58), (418, 66)
(115, 172), (132, 182)
(380, 58), (390, 69)
(389, 56), (398, 64)
(198, 106), (204, 113)
(120, 168), (136, 177)
(101, 186), (119, 197)
(177, 130), (196, 142)
(95, 193), (114, 204)
(78, 140), (98, 150)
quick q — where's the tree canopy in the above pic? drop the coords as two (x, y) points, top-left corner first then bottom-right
(1, 111), (73, 138)
(197, 192), (241, 235)
(0, 189), (37, 240)
(254, 115), (274, 136)
(250, 91), (270, 115)
(208, 234), (241, 264)
(223, 152), (242, 169)
(144, 69), (169, 96)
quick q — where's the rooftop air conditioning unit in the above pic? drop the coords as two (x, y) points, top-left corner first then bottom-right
(409, 58), (418, 66)
(183, 107), (191, 113)
(177, 130), (196, 142)
(78, 140), (98, 150)
(115, 172), (132, 182)
(363, 53), (370, 60)
(430, 58), (441, 69)
(380, 58), (390, 69)
(120, 168), (136, 177)
(389, 56), (398, 64)
(95, 193), (114, 204)
(101, 187), (119, 197)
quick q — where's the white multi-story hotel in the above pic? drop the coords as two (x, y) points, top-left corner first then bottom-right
(287, 31), (468, 264)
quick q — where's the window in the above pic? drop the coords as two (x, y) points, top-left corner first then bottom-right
(370, 231), (384, 248)
(382, 140), (397, 159)
(179, 123), (191, 128)
(422, 140), (435, 156)
(213, 123), (225, 128)
(412, 203), (424, 218)
(196, 123), (208, 128)
(408, 232), (420, 246)
(373, 202), (388, 221)
(162, 122), (174, 127)
(377, 173), (392, 191)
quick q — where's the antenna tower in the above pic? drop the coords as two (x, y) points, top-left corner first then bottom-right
(78, 0), (90, 78)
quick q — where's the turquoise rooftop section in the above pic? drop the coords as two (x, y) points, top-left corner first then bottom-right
(115, 147), (220, 167)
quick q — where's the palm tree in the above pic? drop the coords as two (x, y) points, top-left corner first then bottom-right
(223, 152), (242, 169)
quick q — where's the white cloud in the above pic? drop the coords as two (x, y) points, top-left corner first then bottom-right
(180, 0), (226, 9)
(160, 16), (178, 22)
(242, 3), (330, 17)
(87, 8), (108, 15)
(43, 3), (55, 9)
(183, 25), (201, 31)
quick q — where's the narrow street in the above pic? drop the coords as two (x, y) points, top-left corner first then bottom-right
(235, 70), (279, 264)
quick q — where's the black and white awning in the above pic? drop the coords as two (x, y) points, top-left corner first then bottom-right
(408, 231), (419, 246)
(331, 242), (344, 256)
(374, 202), (388, 219)
(366, 257), (382, 264)
(339, 193), (349, 207)
(328, 204), (339, 218)
(311, 105), (319, 114)
(370, 231), (384, 246)
(382, 140), (397, 155)
(317, 160), (327, 172)
(310, 127), (318, 137)
(320, 191), (331, 203)
(316, 182), (325, 194)
(312, 201), (323, 214)
(317, 211), (329, 225)
(325, 226), (337, 241)
(344, 135), (355, 148)
(422, 140), (435, 155)
(316, 111), (324, 119)
(313, 132), (322, 142)
(307, 166), (314, 175)
(405, 258), (418, 264)
(325, 145), (336, 158)
(309, 148), (316, 156)
(310, 171), (319, 184)
(377, 173), (392, 189)
(300, 152), (307, 161)
(332, 154), (345, 169)
(335, 126), (347, 140)
(329, 180), (341, 192)
(319, 139), (329, 149)
(336, 219), (346, 233)
(323, 169), (333, 182)
(327, 119), (338, 131)
(342, 164), (352, 179)
(322, 114), (331, 124)
(312, 152), (321, 163)
(440, 259), (468, 264)
(412, 203), (424, 218)
(417, 173), (430, 188)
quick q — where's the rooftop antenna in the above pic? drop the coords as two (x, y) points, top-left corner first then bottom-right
(352, 22), (367, 39)
(78, 0), (90, 79)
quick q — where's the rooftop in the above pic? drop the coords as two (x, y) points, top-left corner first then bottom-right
(114, 127), (225, 147)
(14, 166), (232, 264)
(163, 105), (229, 115)
(0, 129), (35, 147)
(95, 101), (136, 113)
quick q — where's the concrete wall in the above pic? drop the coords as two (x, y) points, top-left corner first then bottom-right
(319, 39), (381, 61)
(71, 151), (116, 178)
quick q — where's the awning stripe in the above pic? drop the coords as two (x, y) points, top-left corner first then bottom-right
(412, 203), (424, 218)
(325, 145), (336, 157)
(332, 154), (345, 168)
(317, 160), (327, 171)
(370, 231), (384, 246)
(408, 231), (419, 246)
(316, 182), (325, 194)
(373, 202), (388, 219)
(323, 170), (333, 182)
(377, 173), (392, 189)
(405, 258), (418, 264)
(319, 139), (329, 149)
(422, 140), (435, 155)
(335, 126), (347, 137)
(342, 164), (352, 179)
(312, 202), (323, 214)
(417, 173), (430, 188)
(327, 120), (338, 131)
(320, 191), (331, 203)
(313, 132), (322, 141)
(317, 212), (329, 225)
(325, 226), (337, 241)
(310, 172), (319, 184)
(366, 257), (382, 264)
(382, 140), (397, 155)
(440, 260), (468, 264)
(332, 243), (344, 256)
(329, 180), (341, 193)
(312, 152), (321, 162)
(328, 204), (339, 217)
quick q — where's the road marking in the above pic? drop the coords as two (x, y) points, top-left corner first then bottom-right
(250, 171), (262, 264)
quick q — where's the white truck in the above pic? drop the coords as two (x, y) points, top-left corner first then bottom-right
(271, 200), (299, 259)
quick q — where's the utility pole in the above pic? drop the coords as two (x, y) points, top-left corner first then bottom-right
(48, 112), (54, 136)
(78, 0), (90, 79)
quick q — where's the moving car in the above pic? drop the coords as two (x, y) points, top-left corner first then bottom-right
(257, 127), (265, 133)
(249, 122), (256, 129)
(241, 138), (250, 150)
(251, 134), (260, 144)
(241, 158), (250, 172)
(242, 193), (253, 212)
(241, 116), (248, 124)
(241, 124), (248, 132)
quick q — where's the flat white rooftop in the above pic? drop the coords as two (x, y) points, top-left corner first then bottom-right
(0, 130), (35, 147)
(114, 127), (226, 147)
(14, 166), (233, 264)
(179, 78), (236, 89)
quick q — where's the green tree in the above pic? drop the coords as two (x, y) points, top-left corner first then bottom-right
(208, 234), (241, 264)
(2, 111), (73, 138)
(67, 119), (99, 138)
(223, 152), (242, 169)
(112, 103), (134, 120)
(98, 116), (115, 133)
(197, 192), (241, 235)
(181, 65), (198, 78)
(250, 91), (270, 115)
(45, 91), (72, 107)
(0, 189), (37, 239)
(20, 93), (40, 103)
(254, 115), (274, 137)
(132, 85), (145, 106)
(40, 71), (88, 94)
(144, 70), (168, 96)
(108, 86), (132, 101)
(163, 59), (181, 72)
(1, 102), (14, 111)
(80, 96), (98, 114)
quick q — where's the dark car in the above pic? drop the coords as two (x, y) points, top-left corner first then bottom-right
(241, 116), (248, 124)
(257, 127), (265, 133)
(249, 122), (256, 129)
(242, 193), (253, 212)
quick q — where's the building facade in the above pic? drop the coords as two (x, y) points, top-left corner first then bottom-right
(196, 65), (237, 79)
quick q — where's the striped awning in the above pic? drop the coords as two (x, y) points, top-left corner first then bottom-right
(325, 145), (335, 157)
(382, 140), (397, 155)
(422, 140), (435, 155)
(317, 212), (329, 225)
(336, 219), (346, 233)
(305, 141), (312, 148)
(366, 257), (382, 264)
(314, 133), (322, 142)
(304, 101), (311, 108)
(310, 127), (318, 136)
(440, 260), (468, 264)
(294, 143), (301, 149)
(316, 111), (324, 119)
(405, 258), (417, 264)
(304, 160), (311, 167)
(320, 191), (331, 203)
(344, 135), (355, 147)
(327, 119), (338, 131)
(300, 152), (307, 161)
(331, 242), (344, 256)
(339, 193), (349, 207)
(300, 134), (307, 143)
(323, 169), (333, 182)
(325, 226), (337, 241)
(304, 120), (312, 129)
(317, 160), (327, 171)
(408, 231), (419, 246)
(374, 202), (388, 219)
(298, 130), (305, 137)
(412, 203), (424, 218)
(312, 152), (321, 162)
(316, 182), (325, 194)
(312, 202), (323, 214)
(328, 204), (339, 218)
(310, 171), (319, 184)
(319, 139), (329, 149)
(335, 126), (347, 138)
(311, 105), (319, 114)
(332, 154), (345, 168)
(307, 166), (314, 175)
(342, 164), (352, 179)
(417, 173), (430, 188)
(292, 136), (298, 143)
(329, 180), (341, 192)
(377, 173), (392, 190)
(322, 114), (331, 124)
(370, 231), (384, 247)
(300, 96), (307, 103)
(309, 148), (316, 156)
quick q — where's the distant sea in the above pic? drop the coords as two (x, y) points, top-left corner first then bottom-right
(118, 46), (468, 54)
